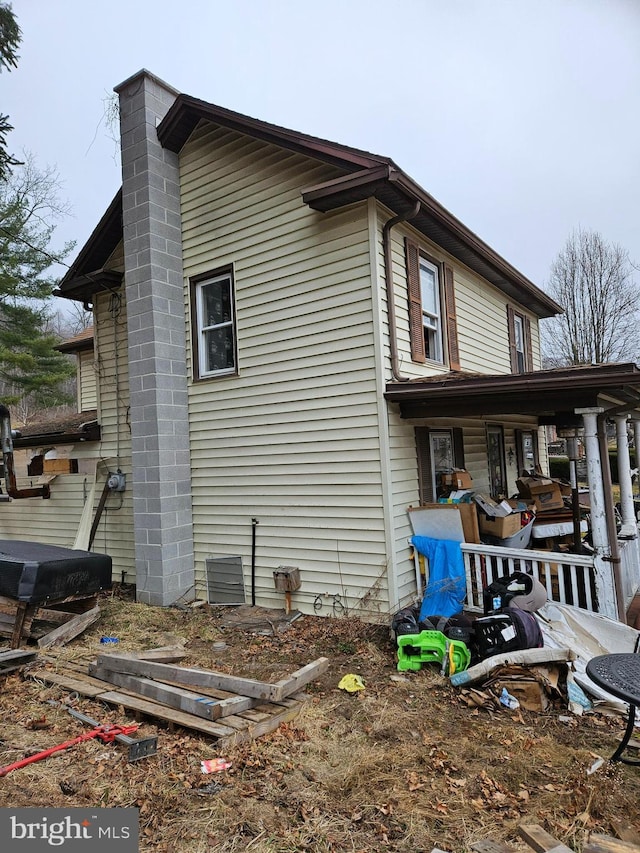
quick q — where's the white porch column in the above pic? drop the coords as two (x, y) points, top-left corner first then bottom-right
(615, 415), (637, 538)
(575, 407), (608, 552)
(633, 419), (640, 501)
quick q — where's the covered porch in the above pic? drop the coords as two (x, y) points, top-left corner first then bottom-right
(386, 363), (640, 624)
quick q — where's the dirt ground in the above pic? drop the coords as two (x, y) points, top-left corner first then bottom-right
(1, 589), (639, 853)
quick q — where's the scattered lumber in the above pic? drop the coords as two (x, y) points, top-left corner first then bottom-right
(464, 824), (640, 853)
(91, 654), (329, 702)
(27, 655), (329, 748)
(0, 593), (99, 649)
(0, 648), (38, 674)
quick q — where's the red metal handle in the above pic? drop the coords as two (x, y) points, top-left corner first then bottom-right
(0, 723), (138, 777)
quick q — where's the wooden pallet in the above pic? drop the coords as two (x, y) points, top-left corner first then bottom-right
(0, 648), (38, 674)
(459, 823), (640, 853)
(0, 593), (100, 649)
(28, 656), (328, 749)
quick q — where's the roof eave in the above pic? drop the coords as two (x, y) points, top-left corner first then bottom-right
(303, 169), (562, 319)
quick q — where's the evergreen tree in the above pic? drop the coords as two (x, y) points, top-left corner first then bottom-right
(0, 3), (21, 180)
(0, 155), (75, 407)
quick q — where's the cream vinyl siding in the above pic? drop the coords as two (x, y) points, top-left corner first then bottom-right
(376, 212), (540, 377)
(386, 413), (546, 608)
(88, 290), (135, 583)
(0, 291), (134, 577)
(78, 349), (97, 412)
(181, 125), (390, 618)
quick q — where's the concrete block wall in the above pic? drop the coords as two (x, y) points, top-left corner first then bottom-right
(115, 69), (195, 605)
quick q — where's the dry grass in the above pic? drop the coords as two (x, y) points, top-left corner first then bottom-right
(1, 593), (639, 852)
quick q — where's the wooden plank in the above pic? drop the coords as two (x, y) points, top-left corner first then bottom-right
(88, 664), (255, 721)
(28, 668), (111, 698)
(610, 821), (640, 847)
(584, 836), (640, 853)
(272, 658), (329, 698)
(37, 606), (100, 649)
(95, 655), (329, 702)
(518, 825), (573, 853)
(98, 646), (188, 663)
(0, 649), (37, 663)
(471, 841), (516, 853)
(96, 690), (247, 740)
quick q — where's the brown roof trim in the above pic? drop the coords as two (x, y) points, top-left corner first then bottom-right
(303, 168), (562, 319)
(54, 269), (123, 304)
(13, 412), (101, 448)
(56, 191), (123, 302)
(385, 363), (640, 420)
(158, 94), (393, 172)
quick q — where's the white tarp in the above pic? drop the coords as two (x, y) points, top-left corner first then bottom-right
(536, 602), (640, 712)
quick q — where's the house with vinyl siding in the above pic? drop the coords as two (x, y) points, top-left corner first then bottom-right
(6, 68), (639, 622)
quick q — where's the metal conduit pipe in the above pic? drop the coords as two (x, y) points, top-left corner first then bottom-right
(597, 405), (630, 621)
(382, 201), (421, 382)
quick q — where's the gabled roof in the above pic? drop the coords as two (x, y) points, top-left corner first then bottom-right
(57, 81), (561, 318)
(55, 192), (123, 303)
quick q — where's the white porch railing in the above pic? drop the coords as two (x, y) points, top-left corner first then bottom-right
(459, 542), (613, 617)
(618, 536), (640, 613)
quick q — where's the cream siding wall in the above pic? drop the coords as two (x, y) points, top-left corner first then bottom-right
(371, 207), (549, 608)
(0, 288), (134, 574)
(181, 125), (391, 618)
(78, 349), (97, 412)
(378, 214), (541, 378)
(89, 290), (136, 583)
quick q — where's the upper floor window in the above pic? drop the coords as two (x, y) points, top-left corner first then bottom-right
(419, 257), (443, 362)
(191, 268), (237, 380)
(507, 305), (532, 374)
(405, 237), (460, 370)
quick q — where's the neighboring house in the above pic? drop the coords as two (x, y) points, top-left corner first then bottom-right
(4, 69), (640, 621)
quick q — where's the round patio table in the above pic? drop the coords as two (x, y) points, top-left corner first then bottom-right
(585, 653), (640, 765)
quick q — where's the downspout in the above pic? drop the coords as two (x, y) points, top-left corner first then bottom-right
(597, 405), (629, 620)
(382, 201), (421, 382)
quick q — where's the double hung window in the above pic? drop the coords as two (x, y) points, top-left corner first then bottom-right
(191, 269), (237, 380)
(405, 237), (460, 369)
(507, 305), (532, 374)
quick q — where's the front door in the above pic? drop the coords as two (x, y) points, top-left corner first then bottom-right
(487, 424), (507, 499)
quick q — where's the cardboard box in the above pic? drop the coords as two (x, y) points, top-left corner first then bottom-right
(474, 493), (512, 518)
(478, 511), (523, 539)
(516, 477), (564, 513)
(43, 458), (78, 474)
(439, 469), (473, 490)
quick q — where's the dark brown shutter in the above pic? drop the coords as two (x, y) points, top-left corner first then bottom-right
(524, 315), (533, 371)
(415, 427), (433, 504)
(506, 305), (518, 372)
(405, 237), (425, 363)
(453, 427), (465, 469)
(443, 264), (460, 370)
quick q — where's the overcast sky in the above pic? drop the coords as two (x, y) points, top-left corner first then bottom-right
(4, 0), (640, 301)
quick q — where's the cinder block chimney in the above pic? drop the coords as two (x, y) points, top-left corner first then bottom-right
(114, 69), (194, 606)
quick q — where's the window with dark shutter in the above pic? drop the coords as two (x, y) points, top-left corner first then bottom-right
(507, 304), (532, 374)
(405, 238), (425, 363)
(444, 265), (460, 370)
(405, 239), (460, 368)
(415, 427), (466, 504)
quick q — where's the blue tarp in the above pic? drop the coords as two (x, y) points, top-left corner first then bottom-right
(412, 535), (467, 620)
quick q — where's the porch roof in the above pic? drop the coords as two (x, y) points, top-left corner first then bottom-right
(384, 363), (640, 423)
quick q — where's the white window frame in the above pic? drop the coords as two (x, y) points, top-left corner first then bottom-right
(195, 271), (236, 379)
(514, 314), (526, 374)
(419, 256), (443, 363)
